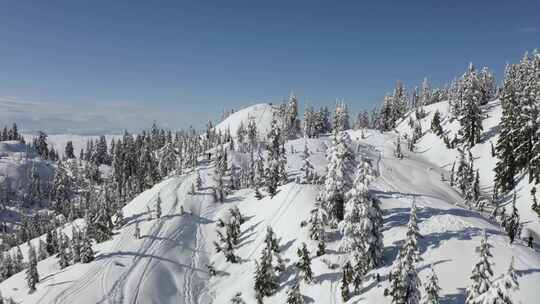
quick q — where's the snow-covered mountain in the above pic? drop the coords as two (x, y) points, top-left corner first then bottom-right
(1, 98), (539, 304)
(215, 103), (276, 139)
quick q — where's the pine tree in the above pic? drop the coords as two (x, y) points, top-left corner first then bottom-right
(466, 231), (494, 304)
(323, 131), (356, 222)
(430, 110), (443, 136)
(25, 245), (39, 293)
(308, 206), (326, 241)
(500, 256), (519, 292)
(395, 135), (403, 159)
(286, 279), (304, 304)
(265, 118), (286, 197)
(196, 170), (203, 190)
(494, 65), (519, 193)
(134, 222), (141, 239)
(422, 265), (441, 304)
(80, 231), (94, 263)
(253, 249), (279, 304)
(300, 142), (314, 183)
(388, 202), (422, 304)
(295, 243), (313, 283)
(458, 64), (484, 148)
(341, 268), (351, 302)
(505, 193), (520, 244)
(156, 195), (162, 219)
(230, 292), (246, 304)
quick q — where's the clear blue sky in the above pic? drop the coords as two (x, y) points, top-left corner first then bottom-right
(0, 0), (538, 133)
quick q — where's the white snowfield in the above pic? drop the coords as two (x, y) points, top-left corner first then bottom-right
(214, 103), (276, 139)
(2, 126), (540, 304)
(0, 141), (54, 198)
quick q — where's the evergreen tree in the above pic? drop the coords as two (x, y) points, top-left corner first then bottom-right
(156, 195), (162, 219)
(505, 194), (521, 244)
(395, 136), (403, 159)
(430, 110), (443, 136)
(134, 222), (141, 239)
(64, 141), (75, 159)
(466, 231), (494, 304)
(300, 142), (314, 183)
(80, 231), (94, 263)
(25, 245), (39, 293)
(265, 118), (287, 197)
(458, 64), (484, 148)
(422, 265), (441, 304)
(388, 202), (422, 304)
(230, 292), (246, 304)
(494, 65), (519, 193)
(333, 100), (350, 132)
(295, 243), (313, 283)
(323, 131), (356, 222)
(341, 268), (351, 302)
(253, 249), (279, 304)
(286, 279), (304, 304)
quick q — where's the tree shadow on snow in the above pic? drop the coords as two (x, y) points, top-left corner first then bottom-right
(440, 288), (466, 304)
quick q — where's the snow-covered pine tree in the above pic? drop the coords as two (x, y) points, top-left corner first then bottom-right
(156, 195), (162, 219)
(388, 201), (422, 304)
(253, 248), (279, 304)
(430, 110), (443, 136)
(466, 231), (494, 304)
(333, 100), (350, 132)
(263, 226), (285, 272)
(494, 64), (519, 193)
(458, 63), (484, 148)
(351, 252), (368, 293)
(395, 135), (403, 159)
(230, 292), (246, 304)
(505, 193), (521, 244)
(196, 170), (203, 190)
(265, 118), (287, 197)
(308, 206), (327, 241)
(134, 221), (141, 239)
(341, 267), (351, 301)
(286, 279), (304, 304)
(422, 265), (441, 304)
(25, 245), (39, 293)
(158, 142), (178, 177)
(323, 130), (356, 222)
(80, 230), (94, 263)
(38, 239), (48, 261)
(295, 243), (313, 283)
(300, 142), (314, 183)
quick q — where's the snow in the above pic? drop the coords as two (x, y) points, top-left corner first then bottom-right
(23, 134), (120, 158)
(395, 99), (540, 238)
(2, 102), (540, 304)
(0, 141), (54, 199)
(214, 103), (276, 139)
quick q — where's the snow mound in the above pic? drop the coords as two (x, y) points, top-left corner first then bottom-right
(419, 214), (475, 234)
(215, 103), (276, 138)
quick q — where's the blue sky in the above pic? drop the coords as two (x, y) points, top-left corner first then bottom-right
(0, 1), (538, 133)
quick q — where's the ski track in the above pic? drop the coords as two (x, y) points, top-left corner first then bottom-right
(52, 177), (184, 304)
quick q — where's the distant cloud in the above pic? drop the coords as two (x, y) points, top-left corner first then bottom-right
(518, 26), (537, 33)
(0, 96), (172, 135)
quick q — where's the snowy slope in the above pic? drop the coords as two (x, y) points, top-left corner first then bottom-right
(0, 140), (54, 200)
(2, 111), (540, 303)
(395, 99), (540, 238)
(215, 103), (276, 139)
